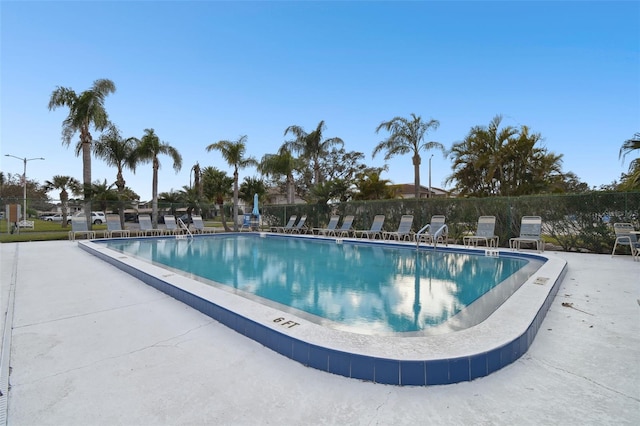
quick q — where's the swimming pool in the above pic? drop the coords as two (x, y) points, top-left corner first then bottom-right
(98, 234), (543, 335)
(80, 233), (567, 386)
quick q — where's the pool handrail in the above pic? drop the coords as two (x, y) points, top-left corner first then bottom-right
(177, 217), (193, 239)
(415, 215), (448, 247)
(415, 223), (448, 250)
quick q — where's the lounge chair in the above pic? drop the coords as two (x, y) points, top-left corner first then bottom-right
(191, 215), (217, 234)
(288, 215), (308, 234)
(509, 216), (544, 252)
(105, 214), (130, 238)
(313, 215), (340, 235)
(383, 215), (414, 241)
(68, 216), (96, 241)
(329, 215), (355, 237)
(611, 223), (640, 260)
(138, 214), (163, 236)
(416, 215), (448, 245)
(239, 214), (252, 231)
(271, 215), (297, 233)
(463, 216), (498, 248)
(164, 215), (184, 235)
(354, 215), (385, 239)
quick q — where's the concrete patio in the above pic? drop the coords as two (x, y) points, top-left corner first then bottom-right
(1, 240), (639, 425)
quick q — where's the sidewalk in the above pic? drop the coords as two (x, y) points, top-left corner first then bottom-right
(1, 240), (639, 425)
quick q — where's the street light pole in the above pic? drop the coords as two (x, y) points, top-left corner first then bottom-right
(5, 154), (45, 226)
(428, 154), (433, 199)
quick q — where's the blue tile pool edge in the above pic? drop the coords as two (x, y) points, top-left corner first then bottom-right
(78, 238), (567, 387)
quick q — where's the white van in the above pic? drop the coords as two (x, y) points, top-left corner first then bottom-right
(68, 211), (106, 225)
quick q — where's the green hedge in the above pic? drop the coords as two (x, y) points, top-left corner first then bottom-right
(262, 192), (640, 254)
(4, 192), (638, 253)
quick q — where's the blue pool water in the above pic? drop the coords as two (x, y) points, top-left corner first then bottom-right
(99, 234), (544, 334)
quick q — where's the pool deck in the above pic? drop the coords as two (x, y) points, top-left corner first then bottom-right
(1, 240), (639, 425)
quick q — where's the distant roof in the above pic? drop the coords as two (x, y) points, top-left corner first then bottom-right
(395, 184), (451, 197)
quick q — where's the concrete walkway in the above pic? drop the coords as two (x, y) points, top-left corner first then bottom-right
(1, 240), (639, 425)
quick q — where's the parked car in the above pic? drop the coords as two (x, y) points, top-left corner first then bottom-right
(66, 211), (106, 225)
(44, 213), (66, 222)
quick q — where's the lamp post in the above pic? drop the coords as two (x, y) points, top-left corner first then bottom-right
(428, 154), (433, 199)
(4, 154), (45, 225)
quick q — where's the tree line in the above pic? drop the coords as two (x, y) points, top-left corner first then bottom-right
(2, 78), (638, 230)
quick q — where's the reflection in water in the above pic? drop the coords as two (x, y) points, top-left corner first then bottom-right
(103, 235), (537, 333)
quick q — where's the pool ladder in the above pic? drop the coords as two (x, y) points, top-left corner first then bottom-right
(177, 217), (194, 239)
(415, 224), (448, 250)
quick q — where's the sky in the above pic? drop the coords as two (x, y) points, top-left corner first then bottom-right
(1, 0), (638, 202)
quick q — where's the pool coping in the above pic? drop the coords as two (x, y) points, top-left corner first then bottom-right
(79, 233), (567, 386)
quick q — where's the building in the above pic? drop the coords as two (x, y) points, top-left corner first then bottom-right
(394, 184), (451, 199)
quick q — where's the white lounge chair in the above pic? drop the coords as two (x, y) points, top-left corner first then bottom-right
(288, 215), (308, 234)
(611, 223), (640, 260)
(271, 215), (297, 233)
(163, 215), (184, 235)
(463, 216), (498, 248)
(354, 215), (385, 239)
(192, 215), (217, 234)
(510, 216), (543, 252)
(138, 214), (163, 236)
(329, 215), (355, 237)
(313, 215), (340, 235)
(383, 215), (414, 241)
(105, 214), (130, 238)
(68, 216), (96, 241)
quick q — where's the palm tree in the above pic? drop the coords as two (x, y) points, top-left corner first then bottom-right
(179, 185), (201, 220)
(373, 113), (443, 199)
(447, 116), (563, 196)
(503, 125), (562, 196)
(91, 179), (118, 213)
(619, 132), (640, 189)
(258, 146), (299, 204)
(284, 120), (343, 185)
(476, 115), (518, 195)
(206, 135), (257, 231)
(158, 189), (183, 216)
(239, 176), (267, 207)
(191, 162), (203, 199)
(48, 78), (116, 227)
(201, 166), (233, 231)
(354, 170), (395, 200)
(135, 128), (183, 227)
(43, 175), (81, 228)
(93, 123), (139, 227)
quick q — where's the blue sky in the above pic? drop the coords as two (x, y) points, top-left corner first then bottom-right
(1, 1), (638, 201)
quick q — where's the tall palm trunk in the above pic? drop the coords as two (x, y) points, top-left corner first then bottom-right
(412, 154), (421, 198)
(232, 168), (239, 231)
(152, 157), (159, 228)
(116, 168), (126, 228)
(218, 200), (231, 232)
(61, 189), (69, 228)
(313, 156), (321, 185)
(287, 173), (295, 204)
(194, 164), (203, 200)
(81, 127), (93, 228)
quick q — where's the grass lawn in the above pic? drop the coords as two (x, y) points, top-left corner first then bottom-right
(0, 217), (230, 243)
(0, 219), (106, 243)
